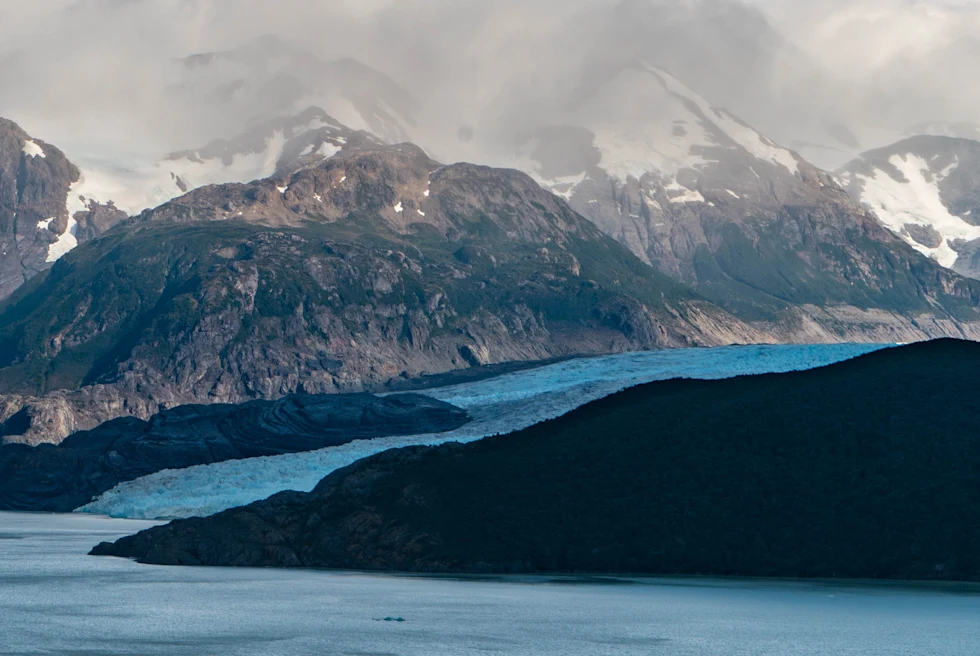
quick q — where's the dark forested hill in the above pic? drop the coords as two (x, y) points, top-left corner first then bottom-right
(94, 339), (980, 581)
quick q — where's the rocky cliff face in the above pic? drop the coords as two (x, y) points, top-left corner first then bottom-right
(0, 119), (127, 300)
(0, 392), (467, 512)
(0, 143), (754, 445)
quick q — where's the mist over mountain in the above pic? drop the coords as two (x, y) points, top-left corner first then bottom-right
(2, 0), (979, 173)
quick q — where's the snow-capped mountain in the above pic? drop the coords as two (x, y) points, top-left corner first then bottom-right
(63, 36), (420, 220)
(838, 136), (980, 278)
(178, 35), (417, 146)
(0, 37), (420, 279)
(72, 107), (381, 218)
(520, 61), (802, 200)
(508, 61), (816, 275)
(0, 107), (381, 299)
(483, 61), (980, 341)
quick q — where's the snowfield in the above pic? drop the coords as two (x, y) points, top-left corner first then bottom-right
(21, 139), (45, 158)
(520, 62), (801, 203)
(849, 153), (977, 268)
(79, 343), (888, 520)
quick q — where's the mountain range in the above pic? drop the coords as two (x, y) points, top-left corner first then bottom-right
(0, 17), (979, 439)
(2, 38), (980, 445)
(0, 1), (978, 586)
(1, 136), (763, 445)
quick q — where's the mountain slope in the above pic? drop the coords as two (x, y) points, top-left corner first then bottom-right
(93, 339), (980, 582)
(0, 119), (126, 300)
(0, 143), (752, 445)
(514, 64), (980, 335)
(838, 136), (980, 278)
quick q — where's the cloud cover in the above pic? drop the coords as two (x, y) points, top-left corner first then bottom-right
(0, 0), (978, 170)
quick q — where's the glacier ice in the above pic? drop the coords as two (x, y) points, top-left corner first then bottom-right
(78, 343), (889, 520)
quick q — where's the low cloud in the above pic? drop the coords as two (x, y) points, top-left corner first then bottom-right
(0, 0), (978, 169)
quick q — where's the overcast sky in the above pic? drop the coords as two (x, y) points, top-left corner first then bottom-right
(0, 0), (978, 167)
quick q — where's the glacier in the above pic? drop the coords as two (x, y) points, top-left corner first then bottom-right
(79, 343), (889, 520)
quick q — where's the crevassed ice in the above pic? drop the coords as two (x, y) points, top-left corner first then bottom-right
(78, 343), (889, 520)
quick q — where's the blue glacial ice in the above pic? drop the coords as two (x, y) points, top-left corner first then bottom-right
(78, 343), (890, 520)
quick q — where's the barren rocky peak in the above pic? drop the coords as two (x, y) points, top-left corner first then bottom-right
(141, 142), (594, 247)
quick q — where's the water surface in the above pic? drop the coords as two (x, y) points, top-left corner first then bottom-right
(1, 512), (978, 656)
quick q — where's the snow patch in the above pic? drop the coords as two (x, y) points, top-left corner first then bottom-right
(22, 140), (45, 158)
(394, 201), (403, 213)
(277, 185), (289, 194)
(543, 172), (587, 200)
(855, 154), (978, 268)
(45, 218), (78, 262)
(665, 180), (705, 204)
(315, 142), (341, 159)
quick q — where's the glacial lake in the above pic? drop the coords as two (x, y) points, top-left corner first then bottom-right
(1, 512), (978, 656)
